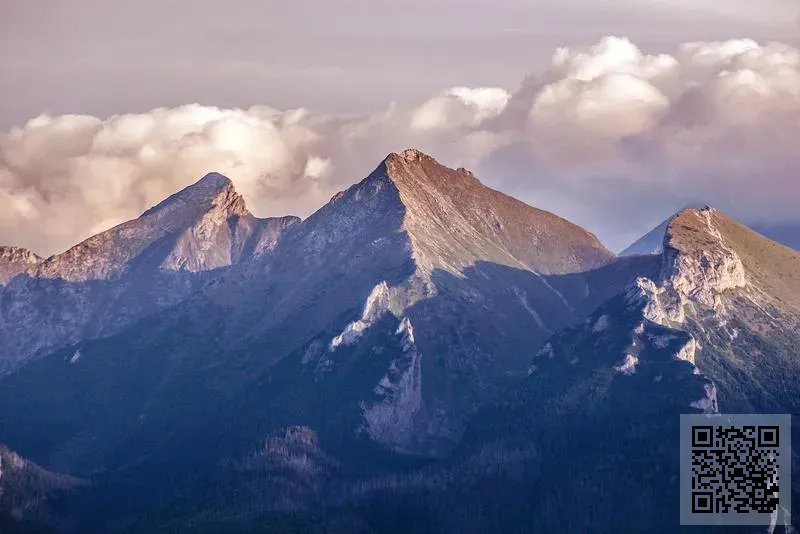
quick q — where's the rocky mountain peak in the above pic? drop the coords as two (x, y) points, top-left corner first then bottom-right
(387, 148), (433, 165)
(382, 148), (478, 186)
(141, 171), (247, 222)
(0, 246), (42, 285)
(0, 246), (41, 263)
(625, 207), (749, 324)
(196, 171), (234, 188)
(33, 173), (255, 282)
(664, 207), (732, 255)
(626, 205), (800, 328)
(371, 149), (612, 275)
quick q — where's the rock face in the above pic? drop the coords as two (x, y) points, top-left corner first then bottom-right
(360, 317), (424, 451)
(0, 246), (41, 286)
(0, 444), (80, 522)
(661, 208), (747, 312)
(626, 208), (760, 326)
(383, 149), (612, 275)
(0, 172), (300, 375)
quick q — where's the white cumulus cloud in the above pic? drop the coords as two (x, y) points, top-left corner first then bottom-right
(2, 36), (800, 255)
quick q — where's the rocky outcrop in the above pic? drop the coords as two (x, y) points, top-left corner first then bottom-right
(361, 317), (424, 453)
(626, 276), (687, 325)
(625, 207), (748, 327)
(259, 426), (330, 477)
(613, 208), (753, 412)
(0, 246), (41, 286)
(328, 282), (395, 351)
(662, 208), (747, 310)
(0, 445), (81, 520)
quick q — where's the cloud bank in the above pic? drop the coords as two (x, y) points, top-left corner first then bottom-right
(2, 36), (799, 255)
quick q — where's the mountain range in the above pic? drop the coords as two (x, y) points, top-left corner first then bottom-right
(0, 149), (797, 533)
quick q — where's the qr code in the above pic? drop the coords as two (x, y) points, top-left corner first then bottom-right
(691, 425), (780, 514)
(681, 414), (791, 526)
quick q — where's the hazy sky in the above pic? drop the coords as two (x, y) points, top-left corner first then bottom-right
(1, 1), (799, 255)
(3, 0), (798, 128)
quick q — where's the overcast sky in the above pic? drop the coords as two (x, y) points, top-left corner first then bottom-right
(1, 1), (799, 254)
(3, 0), (798, 127)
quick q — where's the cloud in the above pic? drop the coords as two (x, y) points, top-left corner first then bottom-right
(2, 36), (800, 255)
(410, 87), (511, 131)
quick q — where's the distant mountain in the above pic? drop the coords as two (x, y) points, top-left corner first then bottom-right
(619, 214), (675, 256)
(0, 173), (299, 375)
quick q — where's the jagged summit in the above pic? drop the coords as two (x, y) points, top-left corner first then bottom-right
(196, 171), (234, 188)
(664, 206), (800, 312)
(366, 149), (612, 275)
(311, 149), (610, 277)
(0, 246), (42, 285)
(387, 148), (432, 164)
(666, 205), (776, 260)
(141, 171), (243, 220)
(0, 245), (41, 264)
(382, 148), (479, 183)
(32, 172), (264, 282)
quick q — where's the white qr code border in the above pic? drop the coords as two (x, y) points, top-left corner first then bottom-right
(680, 414), (792, 527)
